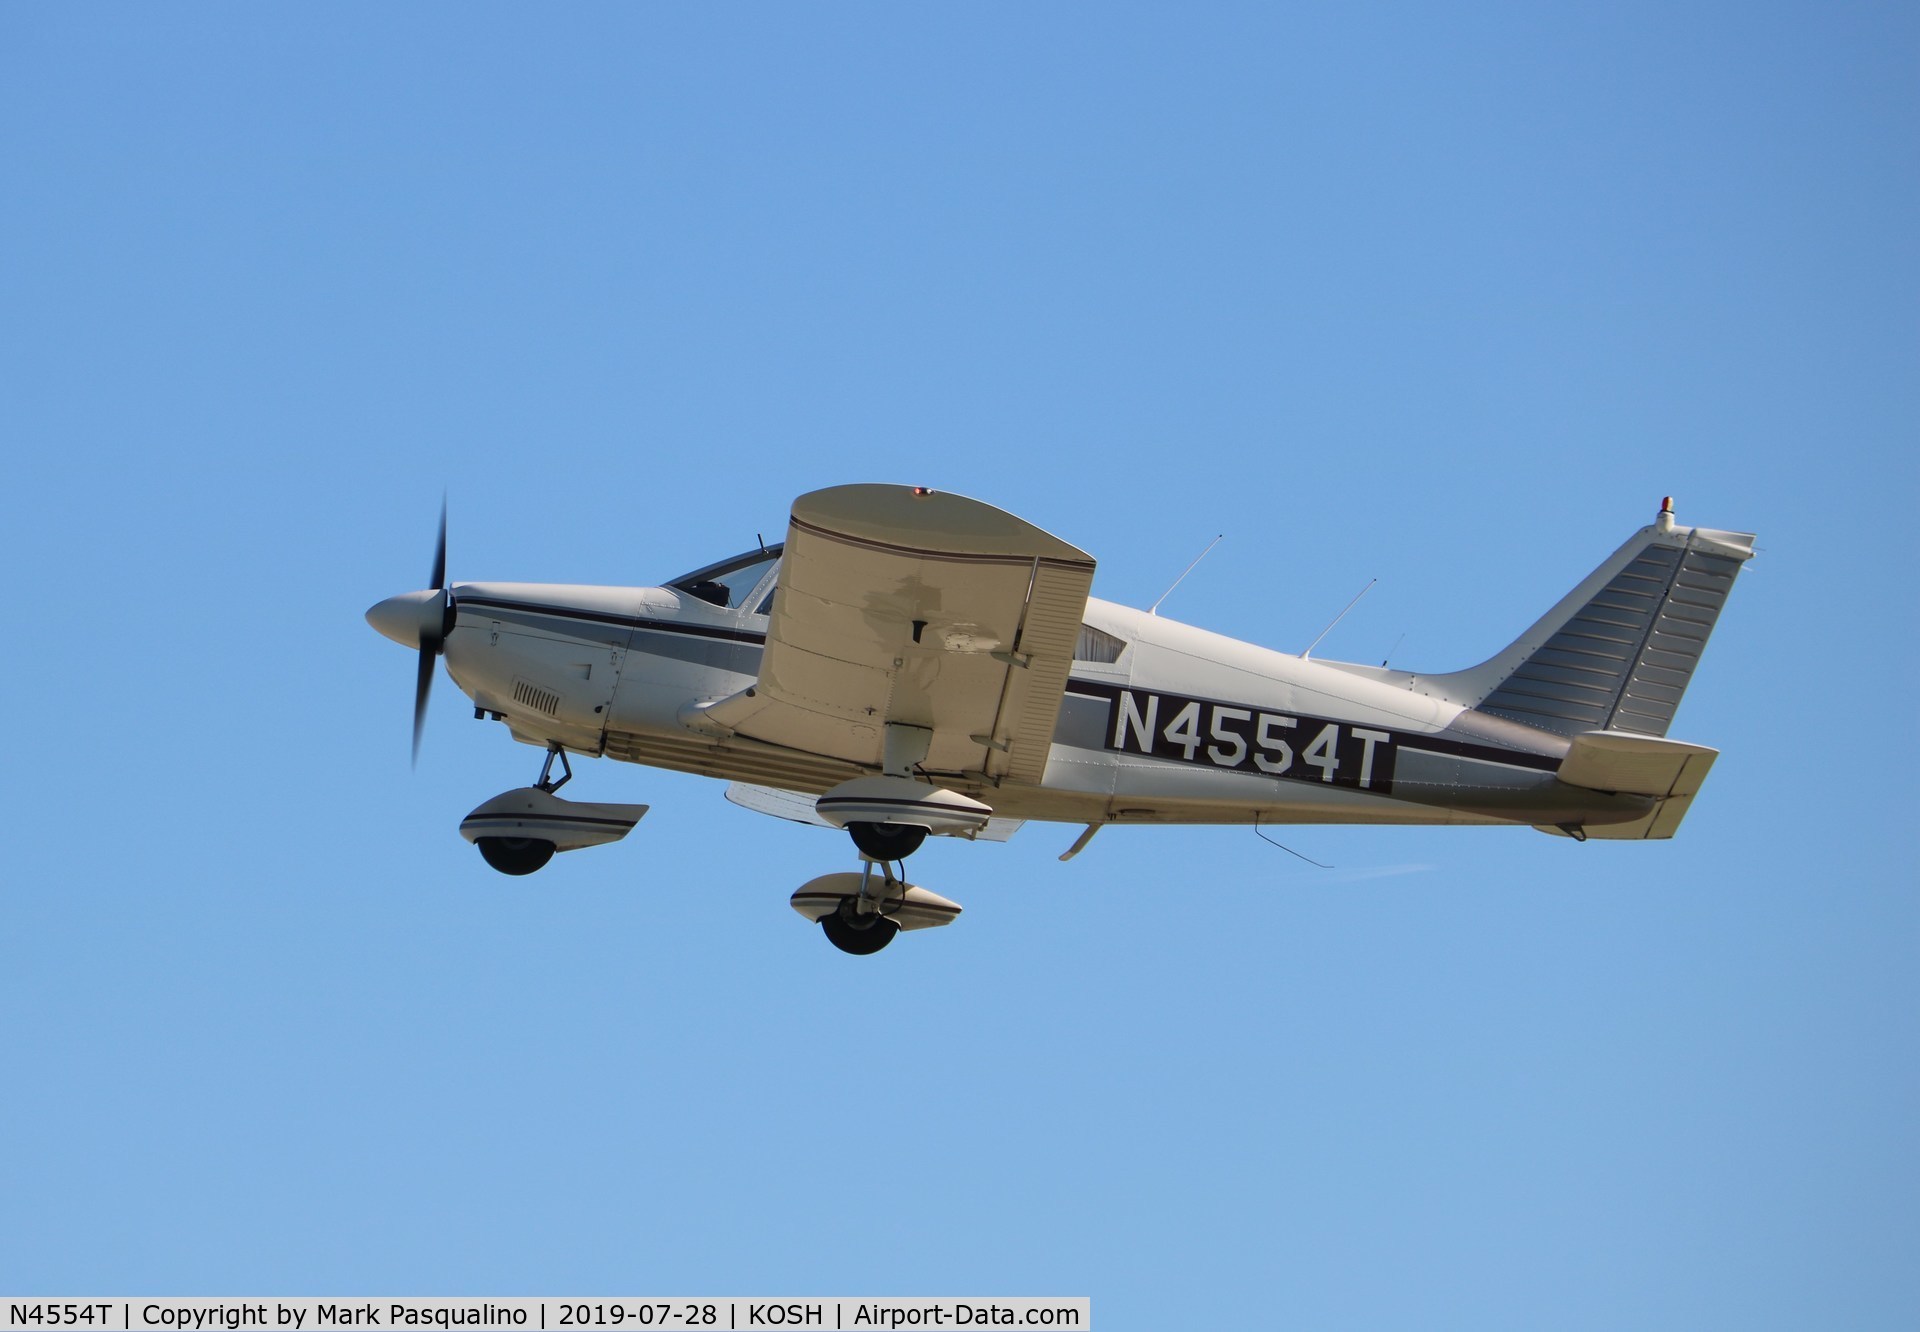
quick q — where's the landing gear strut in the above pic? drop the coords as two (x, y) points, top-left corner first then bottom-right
(535, 745), (571, 793)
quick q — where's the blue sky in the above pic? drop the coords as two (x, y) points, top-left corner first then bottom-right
(2, 3), (1914, 1327)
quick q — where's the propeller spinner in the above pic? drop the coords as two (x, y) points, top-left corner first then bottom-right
(365, 502), (456, 764)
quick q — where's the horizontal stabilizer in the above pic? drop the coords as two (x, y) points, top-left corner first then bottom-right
(1543, 730), (1719, 840)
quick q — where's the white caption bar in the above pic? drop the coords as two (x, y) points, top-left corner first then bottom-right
(1, 1300), (1089, 1332)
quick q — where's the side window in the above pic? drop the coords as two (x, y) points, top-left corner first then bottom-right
(670, 549), (782, 610)
(1075, 624), (1127, 664)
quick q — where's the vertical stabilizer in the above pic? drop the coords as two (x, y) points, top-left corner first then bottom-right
(1434, 501), (1756, 738)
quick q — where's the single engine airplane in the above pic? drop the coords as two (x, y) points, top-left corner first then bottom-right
(367, 485), (1755, 955)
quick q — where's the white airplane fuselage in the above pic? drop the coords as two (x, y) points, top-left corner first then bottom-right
(434, 579), (1650, 834)
(367, 492), (1752, 951)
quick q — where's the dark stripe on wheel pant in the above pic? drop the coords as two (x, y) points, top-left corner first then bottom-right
(462, 814), (641, 829)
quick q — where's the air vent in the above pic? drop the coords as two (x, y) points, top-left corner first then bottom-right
(513, 678), (561, 717)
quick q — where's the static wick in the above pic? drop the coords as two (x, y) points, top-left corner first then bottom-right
(1149, 534), (1224, 616)
(1301, 577), (1377, 659)
(1254, 814), (1333, 868)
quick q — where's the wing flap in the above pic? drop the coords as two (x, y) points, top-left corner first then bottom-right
(993, 562), (1095, 783)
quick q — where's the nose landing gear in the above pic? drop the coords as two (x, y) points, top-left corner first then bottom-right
(458, 745), (651, 875)
(476, 835), (556, 876)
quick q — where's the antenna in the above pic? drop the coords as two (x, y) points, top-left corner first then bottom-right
(1254, 814), (1332, 868)
(1149, 535), (1224, 616)
(1301, 577), (1376, 659)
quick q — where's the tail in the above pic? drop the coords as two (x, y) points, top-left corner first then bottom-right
(1434, 498), (1756, 739)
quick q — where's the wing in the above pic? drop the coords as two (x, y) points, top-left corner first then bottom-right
(702, 484), (1096, 784)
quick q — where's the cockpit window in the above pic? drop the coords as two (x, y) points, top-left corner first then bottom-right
(669, 544), (783, 611)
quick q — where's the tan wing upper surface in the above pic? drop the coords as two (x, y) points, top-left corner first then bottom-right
(703, 485), (1096, 783)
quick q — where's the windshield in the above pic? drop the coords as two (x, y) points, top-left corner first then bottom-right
(668, 544), (783, 611)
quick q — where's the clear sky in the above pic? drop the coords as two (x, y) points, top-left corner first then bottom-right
(2, 3), (1915, 1327)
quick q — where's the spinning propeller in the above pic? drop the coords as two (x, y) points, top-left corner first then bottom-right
(365, 500), (457, 764)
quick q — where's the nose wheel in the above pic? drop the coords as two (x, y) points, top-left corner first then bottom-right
(476, 836), (556, 875)
(459, 745), (651, 876)
(472, 746), (571, 875)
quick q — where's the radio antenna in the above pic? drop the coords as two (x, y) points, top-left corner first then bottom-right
(1301, 578), (1376, 659)
(1254, 814), (1332, 868)
(1149, 534), (1224, 616)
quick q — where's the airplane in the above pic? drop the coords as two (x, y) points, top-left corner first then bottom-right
(367, 485), (1756, 955)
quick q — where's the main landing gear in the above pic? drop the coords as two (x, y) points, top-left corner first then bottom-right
(799, 768), (985, 955)
(814, 772), (988, 866)
(789, 857), (964, 956)
(820, 861), (906, 956)
(827, 817), (921, 953)
(845, 820), (927, 862)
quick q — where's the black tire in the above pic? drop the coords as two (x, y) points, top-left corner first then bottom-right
(848, 821), (928, 861)
(820, 905), (900, 955)
(476, 836), (556, 876)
